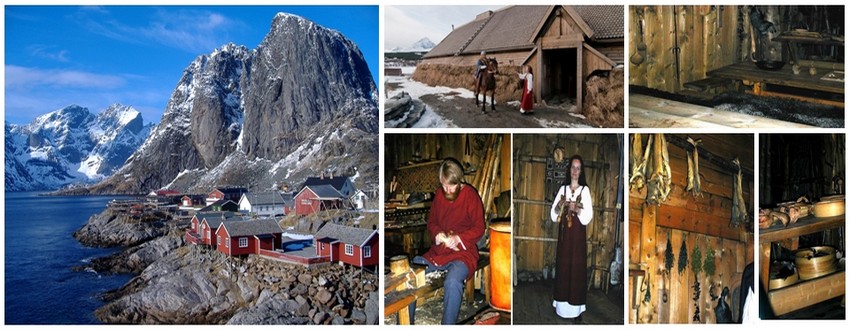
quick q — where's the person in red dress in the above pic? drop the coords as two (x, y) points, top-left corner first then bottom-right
(411, 158), (485, 324)
(549, 155), (593, 320)
(518, 65), (534, 114)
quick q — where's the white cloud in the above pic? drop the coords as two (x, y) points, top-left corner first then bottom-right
(75, 8), (244, 54)
(27, 45), (70, 62)
(5, 65), (126, 90)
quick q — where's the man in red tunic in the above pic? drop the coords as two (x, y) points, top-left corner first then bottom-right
(411, 158), (485, 324)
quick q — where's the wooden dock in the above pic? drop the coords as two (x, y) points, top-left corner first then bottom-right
(629, 94), (815, 128)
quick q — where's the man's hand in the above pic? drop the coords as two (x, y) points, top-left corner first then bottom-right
(435, 232), (447, 245)
(443, 234), (463, 251)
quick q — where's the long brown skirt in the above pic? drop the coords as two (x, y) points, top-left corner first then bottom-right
(553, 212), (587, 304)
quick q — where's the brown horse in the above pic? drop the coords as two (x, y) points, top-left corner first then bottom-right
(474, 57), (498, 112)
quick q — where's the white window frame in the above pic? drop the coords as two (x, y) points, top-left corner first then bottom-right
(344, 244), (354, 256)
(239, 237), (248, 248)
(217, 236), (222, 246)
(191, 222), (196, 230)
(363, 245), (371, 258)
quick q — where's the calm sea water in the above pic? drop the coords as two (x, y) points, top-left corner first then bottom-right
(4, 191), (134, 324)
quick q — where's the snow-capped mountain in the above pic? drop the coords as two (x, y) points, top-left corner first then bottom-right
(5, 104), (153, 191)
(87, 13), (378, 195)
(389, 37), (435, 52)
(410, 38), (435, 51)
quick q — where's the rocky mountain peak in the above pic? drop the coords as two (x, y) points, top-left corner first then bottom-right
(89, 13), (377, 194)
(5, 104), (152, 191)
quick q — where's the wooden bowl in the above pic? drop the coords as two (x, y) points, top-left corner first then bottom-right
(795, 246), (837, 280)
(813, 196), (844, 218)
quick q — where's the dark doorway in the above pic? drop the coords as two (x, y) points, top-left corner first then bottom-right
(542, 48), (578, 102)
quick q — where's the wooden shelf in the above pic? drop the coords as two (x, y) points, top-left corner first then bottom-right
(766, 270), (845, 316)
(760, 214), (845, 243)
(759, 213), (846, 316)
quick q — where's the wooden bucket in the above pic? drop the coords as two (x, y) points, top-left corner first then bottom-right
(768, 262), (799, 290)
(489, 221), (512, 312)
(795, 246), (837, 280)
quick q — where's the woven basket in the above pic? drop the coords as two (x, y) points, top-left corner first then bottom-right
(795, 246), (837, 280)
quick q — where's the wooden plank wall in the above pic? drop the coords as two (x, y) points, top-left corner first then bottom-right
(628, 134), (755, 324)
(384, 133), (511, 201)
(513, 134), (623, 289)
(629, 5), (741, 92)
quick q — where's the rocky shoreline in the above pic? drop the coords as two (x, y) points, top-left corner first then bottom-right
(74, 208), (379, 324)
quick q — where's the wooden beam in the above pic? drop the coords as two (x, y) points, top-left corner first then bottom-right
(630, 105), (730, 128)
(629, 93), (815, 129)
(759, 214), (845, 243)
(638, 204), (657, 323)
(655, 204), (743, 241)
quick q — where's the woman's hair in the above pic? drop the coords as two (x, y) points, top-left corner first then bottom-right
(439, 157), (465, 185)
(526, 65), (533, 74)
(568, 154), (587, 186)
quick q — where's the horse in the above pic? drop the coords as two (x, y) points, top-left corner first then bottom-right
(474, 57), (498, 112)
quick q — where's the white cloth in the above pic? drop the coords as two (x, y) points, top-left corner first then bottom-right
(741, 288), (755, 323)
(518, 72), (533, 92)
(553, 300), (586, 318)
(549, 185), (593, 225)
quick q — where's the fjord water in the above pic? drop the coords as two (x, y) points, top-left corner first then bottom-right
(4, 191), (133, 324)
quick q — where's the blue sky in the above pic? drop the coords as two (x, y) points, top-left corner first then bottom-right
(4, 5), (379, 125)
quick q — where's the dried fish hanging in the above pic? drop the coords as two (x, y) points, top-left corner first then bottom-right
(685, 137), (703, 197)
(646, 134), (672, 205)
(730, 158), (750, 228)
(629, 133), (653, 192)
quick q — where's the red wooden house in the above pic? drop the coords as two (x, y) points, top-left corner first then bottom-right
(294, 185), (345, 216)
(314, 223), (378, 268)
(198, 212), (240, 246)
(206, 187), (249, 206)
(215, 219), (284, 256)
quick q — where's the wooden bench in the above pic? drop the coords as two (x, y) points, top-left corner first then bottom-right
(384, 255), (491, 324)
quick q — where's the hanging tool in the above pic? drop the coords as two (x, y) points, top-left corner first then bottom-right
(672, 6), (682, 87)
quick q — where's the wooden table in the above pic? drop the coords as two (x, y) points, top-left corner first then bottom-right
(707, 62), (844, 107)
(759, 214), (845, 315)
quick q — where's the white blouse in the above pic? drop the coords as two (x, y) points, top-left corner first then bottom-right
(549, 185), (593, 225)
(518, 72), (533, 92)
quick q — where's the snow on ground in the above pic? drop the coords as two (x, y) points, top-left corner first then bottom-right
(282, 232), (313, 240)
(387, 75), (469, 128)
(535, 117), (592, 129)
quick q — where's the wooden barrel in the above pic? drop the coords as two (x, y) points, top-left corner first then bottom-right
(795, 246), (837, 280)
(489, 221), (512, 312)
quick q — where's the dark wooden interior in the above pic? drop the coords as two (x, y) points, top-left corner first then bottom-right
(629, 134), (755, 324)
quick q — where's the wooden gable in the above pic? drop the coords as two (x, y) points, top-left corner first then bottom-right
(532, 6), (588, 50)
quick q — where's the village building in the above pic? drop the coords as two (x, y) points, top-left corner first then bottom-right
(294, 184), (346, 216)
(180, 194), (206, 211)
(215, 219), (284, 256)
(186, 211), (240, 246)
(199, 199), (239, 213)
(301, 174), (356, 199)
(314, 223), (378, 269)
(238, 192), (287, 217)
(415, 5), (623, 114)
(206, 187), (249, 206)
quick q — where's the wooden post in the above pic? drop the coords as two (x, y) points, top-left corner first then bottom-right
(638, 204), (658, 323)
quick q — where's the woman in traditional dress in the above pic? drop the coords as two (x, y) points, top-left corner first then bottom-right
(549, 154), (593, 320)
(518, 65), (534, 114)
